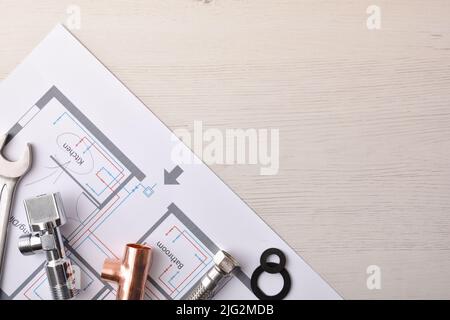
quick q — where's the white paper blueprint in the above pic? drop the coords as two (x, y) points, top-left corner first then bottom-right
(0, 25), (341, 300)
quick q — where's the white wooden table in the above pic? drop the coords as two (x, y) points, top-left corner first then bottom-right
(0, 0), (449, 299)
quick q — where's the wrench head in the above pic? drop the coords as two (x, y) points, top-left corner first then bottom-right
(0, 134), (32, 179)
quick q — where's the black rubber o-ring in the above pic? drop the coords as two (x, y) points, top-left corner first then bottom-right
(260, 248), (286, 274)
(251, 263), (291, 300)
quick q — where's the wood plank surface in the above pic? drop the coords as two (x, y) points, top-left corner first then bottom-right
(0, 0), (449, 299)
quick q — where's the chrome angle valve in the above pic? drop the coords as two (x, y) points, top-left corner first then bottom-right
(18, 193), (78, 300)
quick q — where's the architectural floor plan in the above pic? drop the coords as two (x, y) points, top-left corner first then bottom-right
(0, 25), (340, 299)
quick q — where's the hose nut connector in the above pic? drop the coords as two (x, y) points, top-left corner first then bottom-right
(188, 250), (239, 300)
(101, 243), (152, 300)
(18, 193), (78, 300)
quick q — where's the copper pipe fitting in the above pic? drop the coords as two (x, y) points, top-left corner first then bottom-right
(101, 243), (152, 300)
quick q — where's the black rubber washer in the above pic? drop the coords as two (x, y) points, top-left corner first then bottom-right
(260, 248), (286, 274)
(251, 263), (291, 300)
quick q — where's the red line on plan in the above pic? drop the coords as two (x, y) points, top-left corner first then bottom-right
(90, 232), (119, 259)
(168, 225), (207, 260)
(158, 264), (175, 293)
(145, 284), (161, 300)
(71, 194), (120, 245)
(75, 136), (125, 191)
(96, 171), (117, 192)
(24, 272), (46, 299)
(76, 136), (124, 175)
(174, 259), (204, 292)
(159, 225), (210, 294)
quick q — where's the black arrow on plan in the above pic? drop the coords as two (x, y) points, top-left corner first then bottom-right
(164, 165), (184, 185)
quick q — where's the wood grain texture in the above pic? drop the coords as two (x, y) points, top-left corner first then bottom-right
(0, 0), (449, 299)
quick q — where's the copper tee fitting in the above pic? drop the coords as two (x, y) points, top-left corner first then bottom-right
(101, 243), (152, 300)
